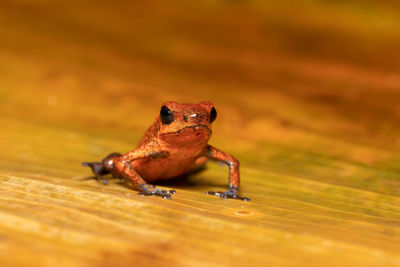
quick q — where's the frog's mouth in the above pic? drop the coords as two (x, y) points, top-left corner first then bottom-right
(161, 124), (212, 136)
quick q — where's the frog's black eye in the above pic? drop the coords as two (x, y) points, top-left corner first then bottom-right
(210, 107), (217, 123)
(160, 105), (174, 124)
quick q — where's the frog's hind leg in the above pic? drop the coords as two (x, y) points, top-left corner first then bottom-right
(82, 152), (122, 185)
(82, 162), (109, 184)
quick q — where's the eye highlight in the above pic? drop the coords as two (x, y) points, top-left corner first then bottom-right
(160, 105), (174, 124)
(210, 107), (217, 123)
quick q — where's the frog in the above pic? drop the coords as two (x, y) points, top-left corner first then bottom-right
(82, 101), (250, 201)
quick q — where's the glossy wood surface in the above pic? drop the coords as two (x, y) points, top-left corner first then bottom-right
(1, 1), (400, 266)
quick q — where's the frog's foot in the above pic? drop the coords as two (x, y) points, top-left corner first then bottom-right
(93, 172), (109, 185)
(93, 177), (108, 185)
(206, 188), (250, 201)
(82, 162), (109, 185)
(138, 188), (176, 199)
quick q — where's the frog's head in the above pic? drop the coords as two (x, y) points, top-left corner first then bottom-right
(156, 101), (216, 147)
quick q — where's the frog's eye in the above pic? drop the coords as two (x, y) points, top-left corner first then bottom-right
(160, 105), (174, 124)
(210, 107), (217, 123)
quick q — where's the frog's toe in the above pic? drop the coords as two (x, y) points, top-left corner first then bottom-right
(154, 189), (172, 199)
(138, 188), (174, 199)
(159, 192), (172, 199)
(206, 190), (250, 201)
(95, 176), (109, 185)
(206, 191), (224, 196)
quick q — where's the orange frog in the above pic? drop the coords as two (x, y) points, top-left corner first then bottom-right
(82, 101), (250, 201)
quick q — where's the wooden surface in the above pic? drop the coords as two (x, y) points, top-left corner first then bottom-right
(1, 1), (400, 266)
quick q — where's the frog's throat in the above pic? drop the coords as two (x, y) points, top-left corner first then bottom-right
(160, 124), (212, 136)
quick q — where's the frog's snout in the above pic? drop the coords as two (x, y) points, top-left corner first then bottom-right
(183, 113), (205, 124)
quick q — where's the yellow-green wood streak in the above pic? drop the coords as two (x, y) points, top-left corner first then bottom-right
(1, 1), (400, 266)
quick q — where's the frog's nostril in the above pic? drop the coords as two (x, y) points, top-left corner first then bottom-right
(184, 114), (199, 123)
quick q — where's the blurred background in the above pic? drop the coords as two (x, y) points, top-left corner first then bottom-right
(1, 0), (400, 266)
(1, 0), (400, 193)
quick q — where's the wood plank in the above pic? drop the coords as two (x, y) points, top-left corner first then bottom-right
(0, 1), (400, 266)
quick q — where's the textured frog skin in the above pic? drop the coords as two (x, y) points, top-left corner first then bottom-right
(82, 101), (249, 201)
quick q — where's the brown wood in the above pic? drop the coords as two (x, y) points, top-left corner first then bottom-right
(1, 1), (400, 266)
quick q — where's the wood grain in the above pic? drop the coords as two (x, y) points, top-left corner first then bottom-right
(0, 1), (400, 266)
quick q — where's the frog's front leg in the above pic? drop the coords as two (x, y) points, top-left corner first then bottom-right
(201, 145), (250, 201)
(113, 148), (175, 199)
